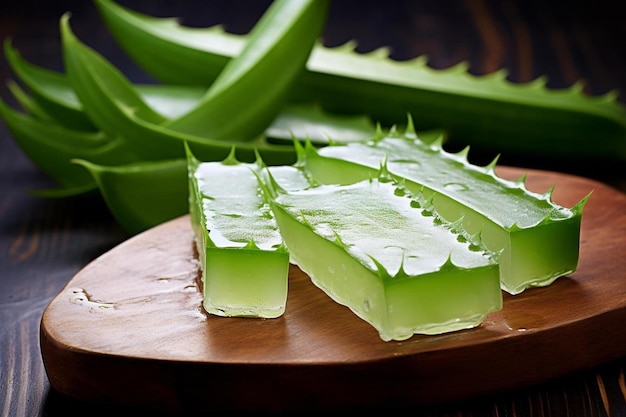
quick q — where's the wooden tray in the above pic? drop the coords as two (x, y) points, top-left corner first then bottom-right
(40, 167), (626, 414)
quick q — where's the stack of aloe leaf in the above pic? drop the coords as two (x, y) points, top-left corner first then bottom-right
(1, 0), (622, 235)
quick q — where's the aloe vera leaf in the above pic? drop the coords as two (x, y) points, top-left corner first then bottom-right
(6, 80), (58, 124)
(4, 38), (379, 145)
(299, 120), (590, 295)
(96, 0), (626, 162)
(63, 0), (329, 143)
(73, 158), (189, 235)
(5, 40), (204, 122)
(60, 15), (299, 164)
(3, 39), (97, 132)
(164, 0), (330, 140)
(93, 0), (237, 86)
(187, 146), (289, 318)
(260, 165), (501, 341)
(0, 96), (135, 193)
(60, 13), (167, 131)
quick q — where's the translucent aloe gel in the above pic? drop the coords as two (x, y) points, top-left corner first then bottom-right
(187, 146), (289, 318)
(261, 165), (502, 341)
(300, 123), (589, 295)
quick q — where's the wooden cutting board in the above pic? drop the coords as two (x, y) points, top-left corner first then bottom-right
(40, 167), (626, 414)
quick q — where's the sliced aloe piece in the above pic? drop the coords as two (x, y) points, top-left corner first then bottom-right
(299, 121), (589, 295)
(263, 167), (501, 341)
(96, 0), (626, 162)
(187, 146), (289, 318)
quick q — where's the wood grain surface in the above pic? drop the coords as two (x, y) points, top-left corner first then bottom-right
(40, 166), (626, 414)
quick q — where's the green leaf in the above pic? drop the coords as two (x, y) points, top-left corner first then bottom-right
(4, 39), (97, 131)
(164, 0), (330, 141)
(96, 0), (626, 162)
(73, 158), (189, 234)
(0, 96), (134, 192)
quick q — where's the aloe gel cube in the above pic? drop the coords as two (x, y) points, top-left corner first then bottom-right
(265, 169), (502, 341)
(187, 148), (289, 318)
(300, 127), (588, 295)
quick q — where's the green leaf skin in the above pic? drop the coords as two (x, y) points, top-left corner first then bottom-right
(63, 0), (330, 145)
(60, 13), (299, 164)
(0, 96), (136, 194)
(262, 166), (501, 341)
(73, 158), (189, 235)
(165, 0), (330, 140)
(6, 80), (58, 125)
(95, 0), (626, 162)
(299, 120), (590, 295)
(4, 42), (377, 146)
(187, 146), (289, 319)
(3, 39), (97, 131)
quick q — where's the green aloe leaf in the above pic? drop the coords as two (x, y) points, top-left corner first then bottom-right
(96, 0), (626, 162)
(3, 39), (97, 131)
(0, 96), (135, 194)
(4, 39), (377, 147)
(164, 0), (330, 140)
(6, 80), (58, 124)
(73, 158), (189, 235)
(60, 14), (296, 164)
(62, 0), (330, 145)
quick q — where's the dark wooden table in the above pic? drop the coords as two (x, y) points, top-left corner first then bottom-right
(1, 1), (625, 416)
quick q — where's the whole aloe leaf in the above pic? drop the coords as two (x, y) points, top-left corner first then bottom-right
(64, 0), (330, 145)
(95, 0), (626, 162)
(60, 14), (296, 164)
(164, 0), (330, 139)
(4, 41), (376, 145)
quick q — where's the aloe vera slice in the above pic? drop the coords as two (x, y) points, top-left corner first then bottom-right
(299, 122), (589, 295)
(187, 146), (289, 318)
(263, 167), (501, 341)
(95, 0), (626, 162)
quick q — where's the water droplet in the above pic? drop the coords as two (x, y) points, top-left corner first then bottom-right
(443, 182), (469, 191)
(69, 287), (114, 310)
